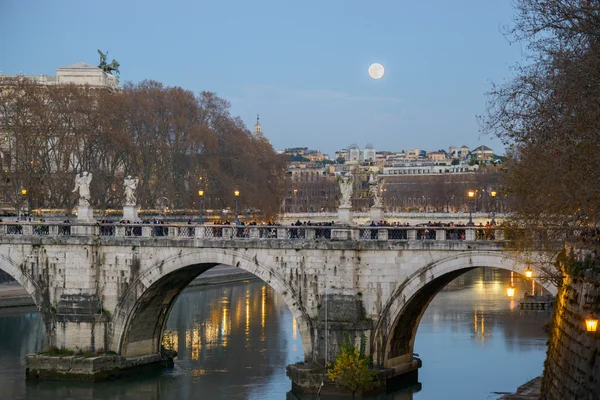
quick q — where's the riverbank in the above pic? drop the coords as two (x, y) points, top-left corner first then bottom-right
(0, 265), (256, 308)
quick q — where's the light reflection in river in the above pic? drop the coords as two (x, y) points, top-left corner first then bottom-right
(0, 268), (549, 400)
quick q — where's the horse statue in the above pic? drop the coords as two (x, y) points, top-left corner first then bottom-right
(97, 50), (120, 77)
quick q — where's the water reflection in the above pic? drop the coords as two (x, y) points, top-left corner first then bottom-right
(0, 268), (549, 400)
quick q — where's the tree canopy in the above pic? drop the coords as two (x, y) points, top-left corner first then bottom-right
(482, 0), (600, 234)
(0, 79), (288, 218)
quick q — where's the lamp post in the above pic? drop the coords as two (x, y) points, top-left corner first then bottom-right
(234, 190), (240, 223)
(293, 189), (298, 213)
(467, 190), (475, 226)
(490, 190), (497, 224)
(21, 189), (27, 219)
(198, 190), (204, 224)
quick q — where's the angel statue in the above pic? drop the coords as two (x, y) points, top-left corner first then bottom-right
(337, 173), (354, 208)
(73, 172), (93, 206)
(124, 175), (138, 205)
(368, 173), (384, 208)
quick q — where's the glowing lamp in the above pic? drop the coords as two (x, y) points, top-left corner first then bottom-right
(585, 316), (598, 332)
(234, 190), (240, 197)
(506, 286), (515, 298)
(21, 189), (27, 195)
(198, 190), (204, 197)
(468, 190), (475, 198)
(525, 268), (533, 279)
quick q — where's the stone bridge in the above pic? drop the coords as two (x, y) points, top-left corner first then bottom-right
(0, 221), (556, 385)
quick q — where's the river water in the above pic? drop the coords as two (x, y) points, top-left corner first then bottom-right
(0, 268), (549, 399)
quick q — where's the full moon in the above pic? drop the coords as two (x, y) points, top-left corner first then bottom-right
(368, 63), (385, 80)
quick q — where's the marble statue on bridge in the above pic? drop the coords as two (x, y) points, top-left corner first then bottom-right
(337, 173), (354, 208)
(337, 173), (354, 224)
(73, 172), (92, 206)
(368, 173), (384, 208)
(73, 171), (95, 223)
(124, 175), (138, 205)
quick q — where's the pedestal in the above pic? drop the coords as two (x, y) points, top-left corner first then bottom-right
(76, 204), (95, 223)
(337, 206), (353, 225)
(370, 206), (384, 222)
(123, 204), (141, 222)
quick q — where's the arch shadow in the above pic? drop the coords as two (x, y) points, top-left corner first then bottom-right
(372, 250), (557, 368)
(110, 248), (313, 361)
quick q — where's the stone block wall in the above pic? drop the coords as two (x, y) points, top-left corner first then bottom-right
(541, 271), (600, 399)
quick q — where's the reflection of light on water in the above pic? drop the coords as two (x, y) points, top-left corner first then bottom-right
(510, 300), (515, 311)
(191, 326), (200, 360)
(476, 278), (485, 293)
(473, 309), (487, 342)
(222, 299), (230, 347)
(292, 317), (297, 340)
(245, 289), (250, 338)
(261, 285), (266, 341)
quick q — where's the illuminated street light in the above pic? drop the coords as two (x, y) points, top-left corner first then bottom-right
(198, 189), (204, 224)
(234, 190), (240, 223)
(467, 190), (475, 226)
(525, 267), (533, 279)
(585, 315), (598, 332)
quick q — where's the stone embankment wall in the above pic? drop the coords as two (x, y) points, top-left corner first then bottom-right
(541, 270), (600, 399)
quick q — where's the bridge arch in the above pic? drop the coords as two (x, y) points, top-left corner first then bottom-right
(110, 247), (313, 360)
(0, 254), (44, 308)
(371, 250), (557, 368)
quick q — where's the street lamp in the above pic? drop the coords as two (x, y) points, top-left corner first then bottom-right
(234, 190), (240, 223)
(490, 190), (497, 223)
(467, 190), (475, 226)
(293, 189), (298, 213)
(198, 190), (204, 224)
(525, 266), (533, 279)
(21, 189), (27, 219)
(585, 315), (598, 333)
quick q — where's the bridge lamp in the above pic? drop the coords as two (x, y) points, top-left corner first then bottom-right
(21, 189), (27, 196)
(234, 190), (240, 223)
(585, 315), (598, 333)
(490, 190), (497, 220)
(198, 190), (204, 224)
(467, 190), (476, 226)
(506, 285), (515, 298)
(524, 267), (533, 279)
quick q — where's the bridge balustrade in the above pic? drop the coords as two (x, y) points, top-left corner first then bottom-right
(0, 222), (512, 243)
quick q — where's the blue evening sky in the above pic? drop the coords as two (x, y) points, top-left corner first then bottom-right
(0, 0), (521, 156)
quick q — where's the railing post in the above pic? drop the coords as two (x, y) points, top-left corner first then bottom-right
(436, 229), (446, 241)
(195, 226), (206, 238)
(305, 228), (315, 240)
(22, 224), (33, 235)
(142, 226), (152, 237)
(495, 229), (504, 241)
(168, 227), (177, 237)
(378, 229), (388, 241)
(277, 228), (287, 239)
(249, 227), (259, 239)
(115, 225), (125, 237)
(407, 229), (417, 240)
(465, 229), (476, 241)
(223, 227), (234, 239)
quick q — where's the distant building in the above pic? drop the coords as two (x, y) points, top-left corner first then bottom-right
(427, 151), (446, 162)
(0, 62), (119, 90)
(471, 145), (494, 161)
(253, 115), (263, 136)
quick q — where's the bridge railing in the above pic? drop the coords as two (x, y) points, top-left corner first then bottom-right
(0, 222), (511, 242)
